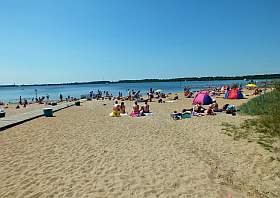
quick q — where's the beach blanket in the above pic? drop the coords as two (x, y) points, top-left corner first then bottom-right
(130, 111), (140, 117)
(143, 112), (154, 116)
(110, 111), (120, 117)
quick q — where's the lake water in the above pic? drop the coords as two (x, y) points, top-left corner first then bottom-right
(0, 80), (253, 103)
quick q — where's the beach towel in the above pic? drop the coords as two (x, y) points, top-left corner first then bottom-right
(130, 111), (140, 117)
(181, 113), (191, 119)
(143, 112), (154, 116)
(110, 110), (120, 117)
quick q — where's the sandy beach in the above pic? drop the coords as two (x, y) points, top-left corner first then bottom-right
(0, 93), (279, 198)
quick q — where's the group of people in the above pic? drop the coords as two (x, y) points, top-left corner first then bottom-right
(171, 100), (237, 120)
(110, 100), (151, 117)
(88, 90), (114, 100)
(17, 96), (29, 108)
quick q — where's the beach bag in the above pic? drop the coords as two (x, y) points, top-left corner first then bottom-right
(226, 105), (237, 114)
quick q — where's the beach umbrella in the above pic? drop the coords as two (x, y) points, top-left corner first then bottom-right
(246, 83), (257, 87)
(155, 89), (163, 93)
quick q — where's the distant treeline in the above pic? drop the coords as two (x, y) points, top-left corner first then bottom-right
(1, 73), (279, 87)
(116, 74), (280, 83)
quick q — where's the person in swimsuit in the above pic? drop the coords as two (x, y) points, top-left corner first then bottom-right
(143, 101), (150, 113)
(120, 102), (126, 114)
(140, 101), (150, 116)
(192, 104), (206, 116)
(206, 104), (216, 115)
(211, 99), (223, 112)
(131, 101), (140, 117)
(110, 100), (121, 117)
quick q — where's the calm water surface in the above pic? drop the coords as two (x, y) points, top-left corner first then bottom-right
(0, 80), (255, 103)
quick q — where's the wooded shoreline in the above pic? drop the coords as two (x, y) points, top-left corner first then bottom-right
(1, 73), (279, 87)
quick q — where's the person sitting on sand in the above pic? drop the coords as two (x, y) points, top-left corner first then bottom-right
(110, 100), (121, 117)
(186, 91), (193, 98)
(193, 104), (205, 113)
(130, 101), (140, 117)
(140, 101), (150, 116)
(173, 95), (179, 100)
(192, 104), (206, 116)
(206, 104), (216, 115)
(211, 99), (223, 112)
(120, 102), (126, 114)
(158, 98), (163, 103)
(143, 101), (150, 113)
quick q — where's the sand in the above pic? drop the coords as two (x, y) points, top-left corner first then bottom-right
(0, 92), (279, 198)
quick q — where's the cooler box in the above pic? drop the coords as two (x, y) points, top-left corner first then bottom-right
(43, 108), (53, 117)
(0, 112), (5, 118)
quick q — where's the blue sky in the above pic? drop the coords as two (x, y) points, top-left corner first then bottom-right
(0, 0), (279, 84)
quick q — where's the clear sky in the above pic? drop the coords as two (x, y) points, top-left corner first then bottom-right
(0, 0), (279, 84)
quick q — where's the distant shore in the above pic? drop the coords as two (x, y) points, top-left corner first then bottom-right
(0, 73), (279, 87)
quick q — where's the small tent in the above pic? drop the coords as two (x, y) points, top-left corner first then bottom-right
(224, 88), (244, 99)
(193, 91), (213, 105)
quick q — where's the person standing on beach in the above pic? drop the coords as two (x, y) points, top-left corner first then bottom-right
(19, 96), (22, 105)
(128, 89), (132, 100)
(227, 85), (230, 91)
(59, 94), (63, 102)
